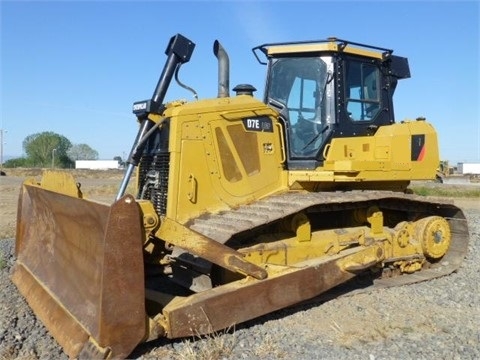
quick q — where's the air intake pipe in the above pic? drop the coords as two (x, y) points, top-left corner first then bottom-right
(213, 40), (230, 98)
(117, 34), (195, 201)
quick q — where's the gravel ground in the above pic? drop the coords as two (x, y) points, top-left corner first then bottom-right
(1, 208), (479, 360)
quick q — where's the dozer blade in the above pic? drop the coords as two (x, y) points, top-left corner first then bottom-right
(11, 182), (146, 359)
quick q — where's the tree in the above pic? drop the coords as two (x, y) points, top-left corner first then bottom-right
(3, 157), (33, 168)
(22, 131), (72, 168)
(113, 155), (125, 167)
(67, 144), (99, 161)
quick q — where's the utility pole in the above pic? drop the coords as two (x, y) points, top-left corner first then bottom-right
(52, 148), (57, 169)
(0, 129), (5, 174)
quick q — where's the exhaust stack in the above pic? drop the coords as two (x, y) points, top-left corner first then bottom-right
(213, 40), (230, 98)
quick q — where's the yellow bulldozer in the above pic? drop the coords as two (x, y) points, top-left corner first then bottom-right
(12, 34), (469, 358)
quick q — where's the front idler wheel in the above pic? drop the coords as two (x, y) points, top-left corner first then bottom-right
(415, 216), (451, 260)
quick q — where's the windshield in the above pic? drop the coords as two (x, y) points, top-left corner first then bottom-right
(267, 56), (333, 158)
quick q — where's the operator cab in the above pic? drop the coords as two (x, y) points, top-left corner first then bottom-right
(253, 38), (410, 170)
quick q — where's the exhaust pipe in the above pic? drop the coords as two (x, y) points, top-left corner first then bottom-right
(213, 40), (229, 98)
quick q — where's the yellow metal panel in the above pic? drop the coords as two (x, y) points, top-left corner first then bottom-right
(220, 106), (278, 120)
(170, 134), (227, 223)
(320, 120), (439, 182)
(374, 146), (390, 159)
(267, 42), (383, 59)
(210, 118), (284, 198)
(165, 96), (287, 224)
(288, 170), (334, 186)
(267, 43), (338, 55)
(181, 121), (203, 140)
(39, 171), (82, 197)
(342, 45), (384, 59)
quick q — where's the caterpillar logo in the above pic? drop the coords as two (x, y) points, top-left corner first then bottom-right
(411, 134), (426, 161)
(133, 101), (147, 112)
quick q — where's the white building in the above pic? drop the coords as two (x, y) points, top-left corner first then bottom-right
(457, 162), (480, 175)
(75, 160), (120, 170)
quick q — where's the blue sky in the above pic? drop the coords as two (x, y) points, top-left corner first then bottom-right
(1, 1), (479, 164)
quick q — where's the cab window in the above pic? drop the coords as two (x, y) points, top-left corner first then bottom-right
(268, 57), (329, 158)
(345, 62), (380, 121)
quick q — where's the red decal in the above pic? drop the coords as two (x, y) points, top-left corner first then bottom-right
(417, 145), (426, 161)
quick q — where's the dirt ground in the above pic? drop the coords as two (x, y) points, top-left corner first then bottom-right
(0, 168), (127, 239)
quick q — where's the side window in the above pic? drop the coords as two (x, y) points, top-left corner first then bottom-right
(345, 61), (380, 121)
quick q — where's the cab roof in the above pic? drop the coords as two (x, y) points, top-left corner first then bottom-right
(252, 37), (393, 64)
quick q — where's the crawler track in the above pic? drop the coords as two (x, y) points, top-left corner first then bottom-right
(188, 190), (469, 289)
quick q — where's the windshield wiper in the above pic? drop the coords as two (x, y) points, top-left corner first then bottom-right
(300, 125), (330, 151)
